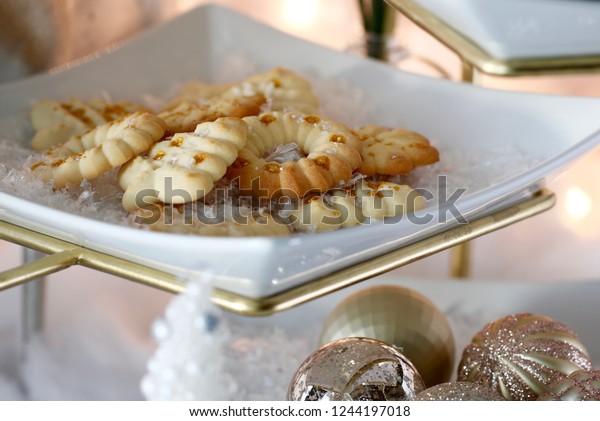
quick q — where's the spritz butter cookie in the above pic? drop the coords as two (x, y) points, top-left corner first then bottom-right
(227, 111), (362, 198)
(119, 117), (248, 211)
(30, 98), (147, 151)
(356, 125), (439, 176)
(158, 95), (264, 135)
(32, 112), (166, 188)
(223, 67), (319, 114)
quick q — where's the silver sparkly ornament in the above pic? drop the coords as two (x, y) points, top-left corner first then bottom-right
(288, 337), (425, 401)
(538, 370), (600, 401)
(319, 285), (455, 387)
(457, 313), (592, 401)
(414, 382), (504, 401)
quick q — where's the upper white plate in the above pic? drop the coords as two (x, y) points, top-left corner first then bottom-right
(413, 0), (600, 60)
(1, 4), (600, 298)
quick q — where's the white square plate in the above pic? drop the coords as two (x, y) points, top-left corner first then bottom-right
(410, 0), (600, 60)
(1, 4), (600, 298)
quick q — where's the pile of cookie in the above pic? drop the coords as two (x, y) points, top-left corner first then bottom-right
(29, 68), (439, 236)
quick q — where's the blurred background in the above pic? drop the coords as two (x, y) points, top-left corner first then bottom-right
(1, 0), (600, 400)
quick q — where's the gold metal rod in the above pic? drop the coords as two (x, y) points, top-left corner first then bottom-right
(0, 221), (185, 294)
(0, 249), (79, 291)
(78, 251), (186, 294)
(0, 222), (70, 255)
(450, 241), (471, 278)
(461, 59), (476, 84)
(20, 249), (47, 374)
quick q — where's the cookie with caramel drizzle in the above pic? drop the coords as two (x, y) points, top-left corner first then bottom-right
(31, 112), (166, 188)
(119, 117), (248, 211)
(290, 180), (426, 232)
(227, 111), (363, 199)
(158, 95), (265, 135)
(355, 125), (439, 176)
(30, 98), (147, 151)
(132, 204), (290, 237)
(222, 67), (319, 114)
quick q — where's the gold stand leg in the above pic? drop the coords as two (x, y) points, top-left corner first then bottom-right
(19, 249), (56, 340)
(448, 59), (479, 279)
(450, 242), (471, 278)
(462, 59), (477, 83)
(19, 248), (48, 395)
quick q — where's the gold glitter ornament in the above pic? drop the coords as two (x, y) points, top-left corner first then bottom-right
(288, 337), (425, 401)
(414, 381), (504, 401)
(537, 370), (600, 401)
(457, 313), (593, 401)
(319, 285), (455, 387)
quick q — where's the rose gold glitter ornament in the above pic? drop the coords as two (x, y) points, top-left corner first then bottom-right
(537, 370), (600, 401)
(414, 381), (504, 401)
(457, 313), (592, 401)
(288, 337), (425, 401)
(319, 285), (455, 387)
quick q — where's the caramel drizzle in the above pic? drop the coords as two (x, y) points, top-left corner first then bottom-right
(61, 104), (94, 127)
(170, 136), (184, 147)
(259, 114), (277, 125)
(102, 104), (128, 121)
(264, 162), (282, 173)
(313, 155), (330, 170)
(304, 115), (321, 124)
(194, 153), (207, 164)
(330, 134), (346, 144)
